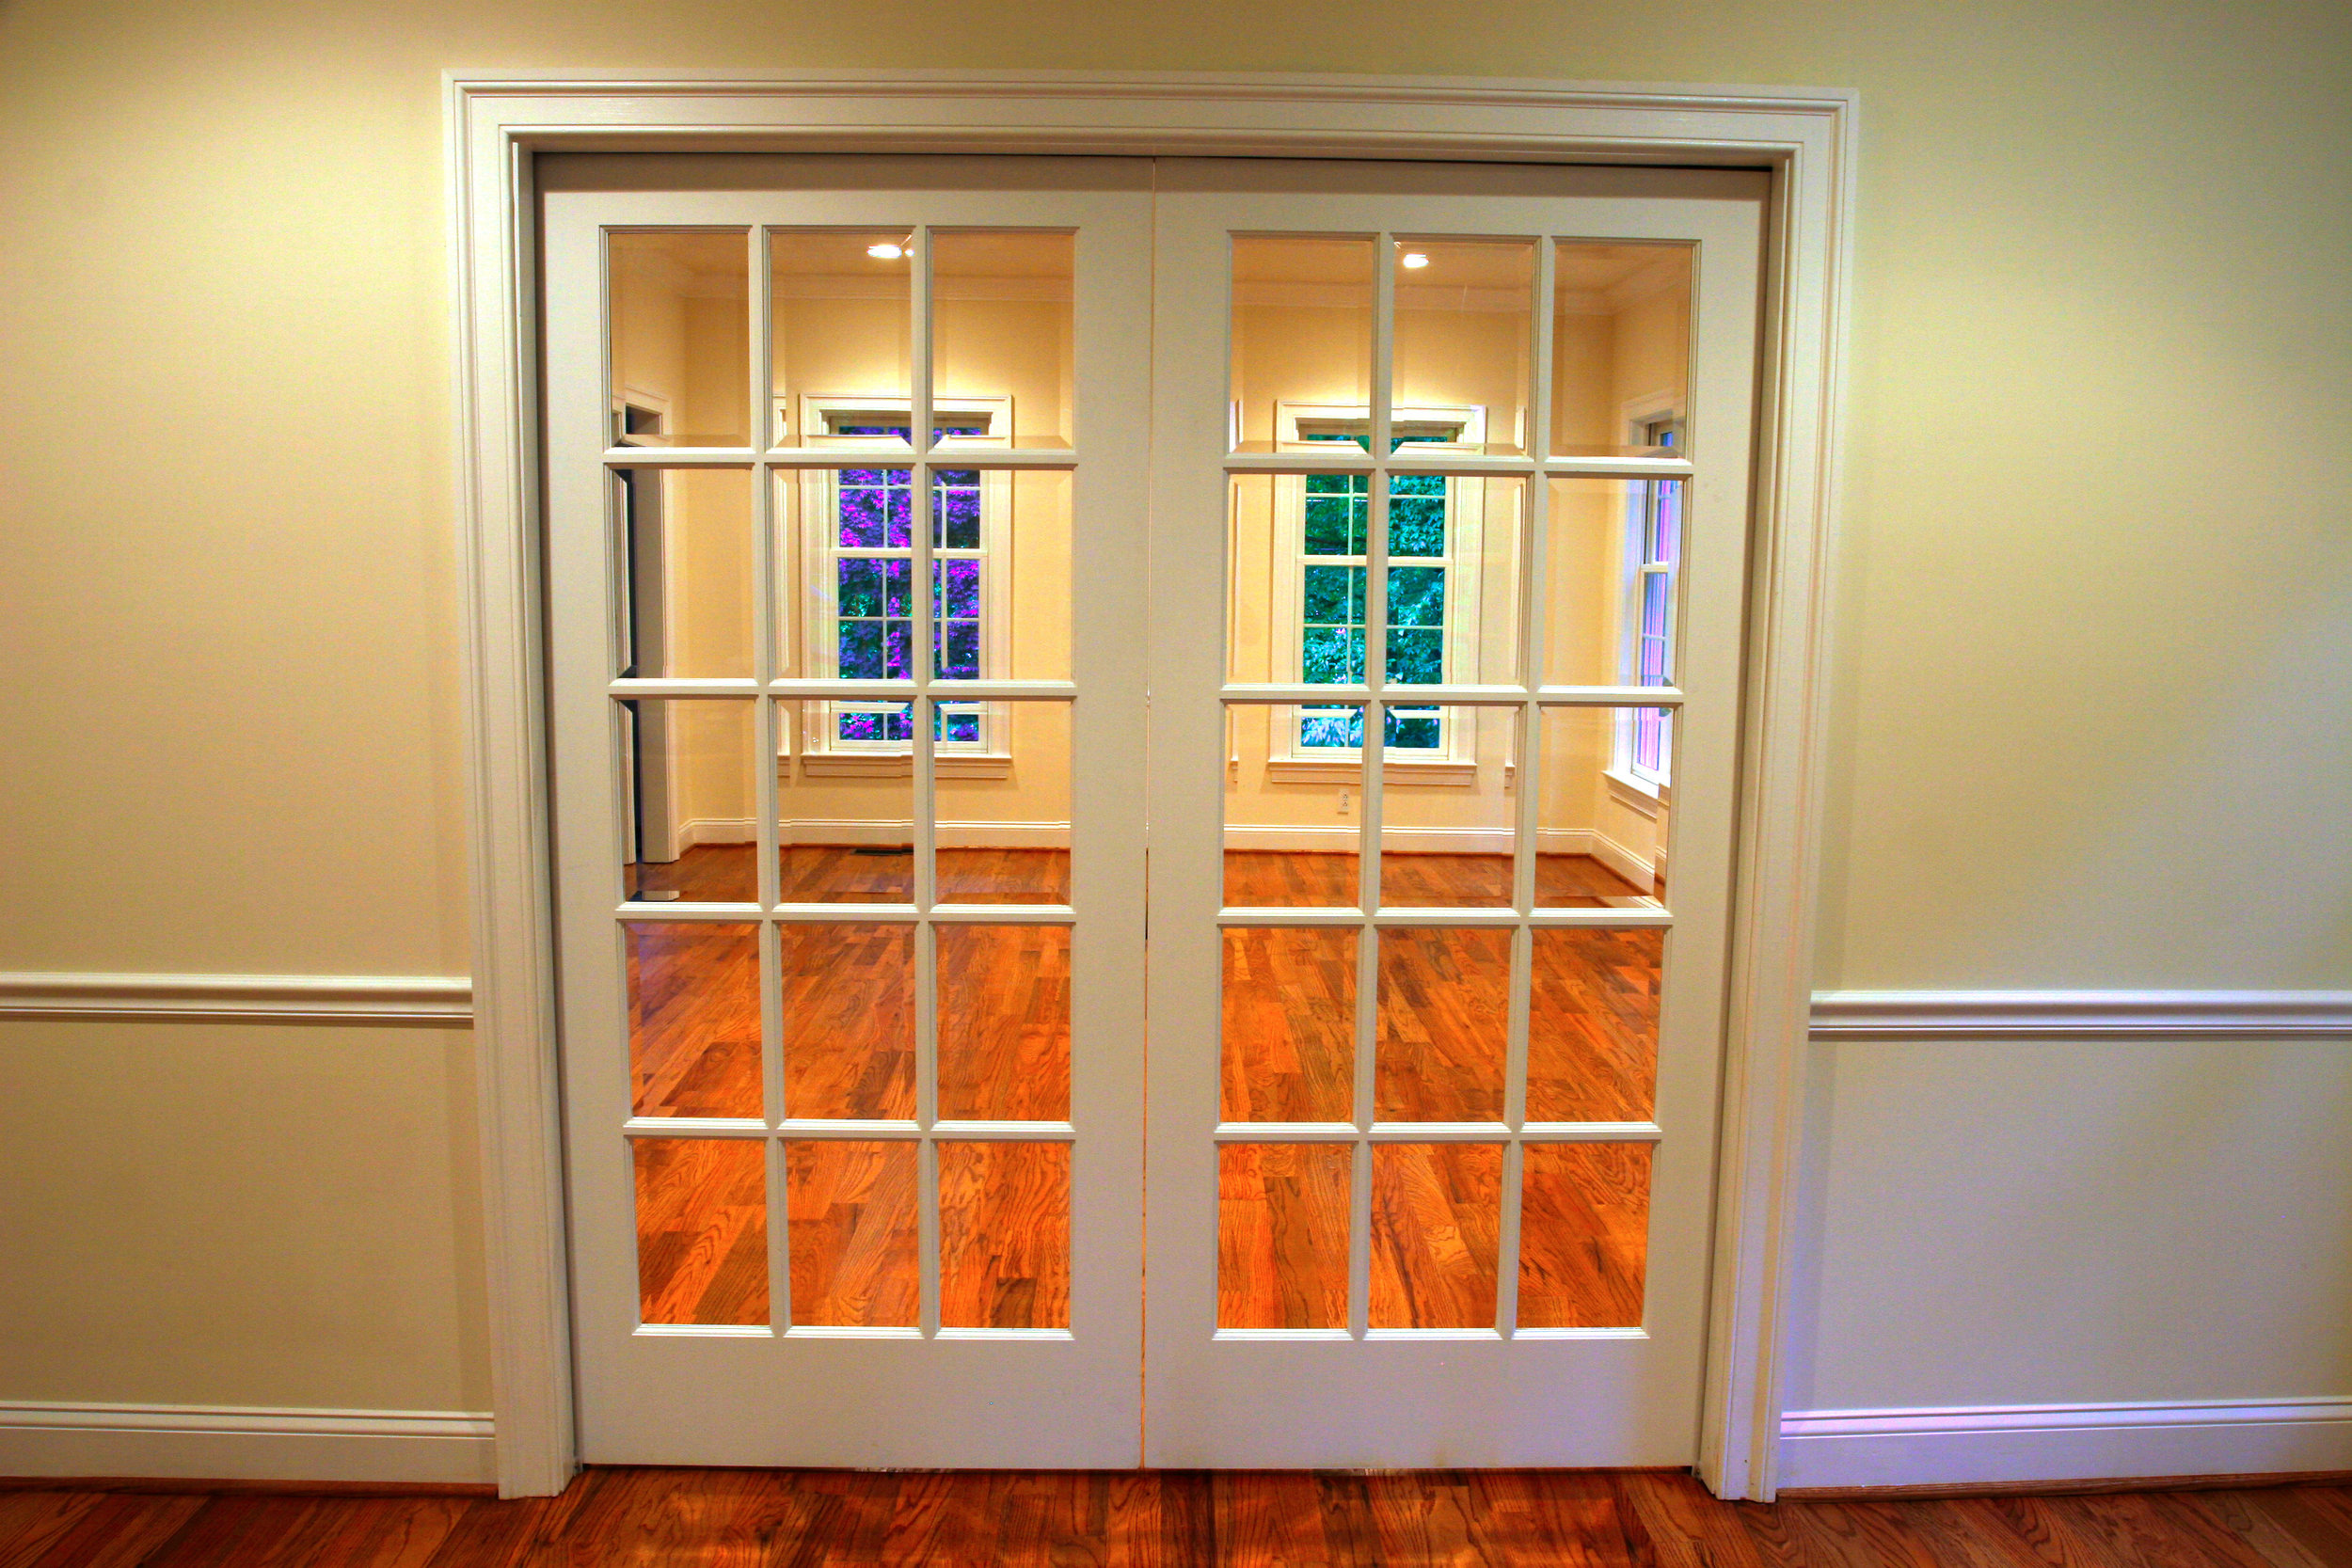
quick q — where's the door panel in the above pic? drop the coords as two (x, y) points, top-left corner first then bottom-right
(1144, 159), (1765, 1465)
(547, 153), (1763, 1470)
(544, 158), (1152, 1466)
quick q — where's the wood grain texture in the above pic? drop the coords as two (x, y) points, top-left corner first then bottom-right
(785, 1139), (917, 1328)
(621, 849), (1663, 1342)
(627, 922), (763, 1118)
(1375, 925), (1512, 1122)
(938, 1140), (1071, 1328)
(1221, 925), (1356, 1122)
(1217, 1142), (1353, 1329)
(1370, 1142), (1503, 1329)
(631, 1136), (768, 1326)
(779, 921), (914, 1119)
(11, 1470), (2341, 1565)
(937, 923), (1070, 1121)
(1519, 1141), (1652, 1329)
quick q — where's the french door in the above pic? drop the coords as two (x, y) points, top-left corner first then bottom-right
(543, 159), (1154, 1466)
(542, 154), (1763, 1470)
(1144, 160), (1762, 1466)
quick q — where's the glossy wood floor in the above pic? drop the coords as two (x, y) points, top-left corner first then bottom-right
(8, 1468), (2351, 1565)
(627, 847), (1660, 1333)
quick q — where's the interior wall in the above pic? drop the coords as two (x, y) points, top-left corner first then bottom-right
(1, 0), (2345, 1465)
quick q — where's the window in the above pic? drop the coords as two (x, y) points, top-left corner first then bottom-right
(796, 397), (1010, 765)
(1616, 410), (1682, 790)
(1270, 404), (1488, 777)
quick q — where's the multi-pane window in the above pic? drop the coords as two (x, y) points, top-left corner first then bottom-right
(1292, 427), (1458, 755)
(1624, 417), (1681, 785)
(815, 414), (994, 750)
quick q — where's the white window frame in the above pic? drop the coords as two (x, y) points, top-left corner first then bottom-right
(792, 392), (1013, 778)
(1267, 400), (1486, 785)
(1610, 393), (1682, 801)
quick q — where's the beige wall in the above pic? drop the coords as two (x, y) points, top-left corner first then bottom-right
(1, 0), (2346, 1446)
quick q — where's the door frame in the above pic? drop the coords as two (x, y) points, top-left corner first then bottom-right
(445, 69), (1856, 1501)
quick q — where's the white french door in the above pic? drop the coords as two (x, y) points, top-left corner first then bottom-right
(541, 153), (1763, 1470)
(543, 158), (1154, 1466)
(1143, 159), (1764, 1466)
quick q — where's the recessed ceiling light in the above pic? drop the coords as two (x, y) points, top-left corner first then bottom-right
(1399, 251), (1430, 270)
(866, 241), (906, 261)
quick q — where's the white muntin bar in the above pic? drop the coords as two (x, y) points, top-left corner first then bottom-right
(910, 224), (943, 1344)
(612, 900), (763, 921)
(1219, 683), (1529, 706)
(620, 1117), (767, 1138)
(1496, 1139), (1525, 1338)
(748, 226), (773, 460)
(598, 447), (758, 467)
(757, 447), (1083, 470)
(765, 1133), (792, 1335)
(766, 678), (1073, 701)
(1534, 455), (1693, 480)
(1495, 234), (1557, 1345)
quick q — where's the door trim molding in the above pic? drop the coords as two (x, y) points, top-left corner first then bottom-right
(446, 70), (1855, 1499)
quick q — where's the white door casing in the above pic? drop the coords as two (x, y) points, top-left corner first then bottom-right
(451, 76), (1852, 1500)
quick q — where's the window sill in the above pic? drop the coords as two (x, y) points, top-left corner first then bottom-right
(1603, 767), (1668, 817)
(1265, 756), (1479, 788)
(794, 752), (1012, 781)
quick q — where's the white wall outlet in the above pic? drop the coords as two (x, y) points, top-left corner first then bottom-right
(1337, 789), (1353, 815)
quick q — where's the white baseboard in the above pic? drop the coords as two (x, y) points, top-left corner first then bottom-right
(0, 1402), (496, 1485)
(1779, 1398), (2352, 1490)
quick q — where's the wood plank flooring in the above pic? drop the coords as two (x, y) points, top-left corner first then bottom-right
(625, 847), (1661, 1333)
(6, 1468), (2349, 1565)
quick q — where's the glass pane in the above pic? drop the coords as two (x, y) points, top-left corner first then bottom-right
(1543, 475), (1691, 690)
(1535, 706), (1668, 907)
(613, 467), (753, 680)
(1518, 1142), (1652, 1329)
(1548, 243), (1692, 459)
(1005, 470), (1072, 680)
(610, 230), (750, 448)
(1369, 1143), (1502, 1329)
(1392, 239), (1533, 456)
(779, 923), (914, 1120)
(1222, 927), (1355, 1123)
(1231, 235), (1375, 454)
(623, 699), (757, 903)
(939, 1141), (1071, 1329)
(1219, 1143), (1352, 1330)
(626, 922), (760, 1118)
(634, 1137), (767, 1326)
(776, 699), (915, 904)
(937, 924), (1071, 1122)
(936, 699), (1071, 906)
(786, 1139), (917, 1328)
(1375, 927), (1509, 1123)
(1224, 703), (1362, 908)
(1377, 705), (1515, 910)
(1390, 474), (1523, 688)
(1527, 927), (1662, 1123)
(770, 230), (911, 448)
(934, 230), (1073, 449)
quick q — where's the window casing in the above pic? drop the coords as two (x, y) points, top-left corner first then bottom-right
(1268, 403), (1488, 779)
(1614, 409), (1682, 791)
(794, 395), (1011, 771)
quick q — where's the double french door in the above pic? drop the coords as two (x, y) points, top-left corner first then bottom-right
(542, 154), (1763, 1469)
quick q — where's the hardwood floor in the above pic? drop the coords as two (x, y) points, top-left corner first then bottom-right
(6, 1468), (2349, 1564)
(627, 847), (1661, 1334)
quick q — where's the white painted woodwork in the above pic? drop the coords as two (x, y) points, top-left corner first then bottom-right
(448, 73), (1856, 1499)
(542, 164), (1153, 1467)
(1144, 158), (1766, 1468)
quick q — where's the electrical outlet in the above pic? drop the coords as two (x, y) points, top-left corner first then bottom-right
(1337, 789), (1353, 816)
